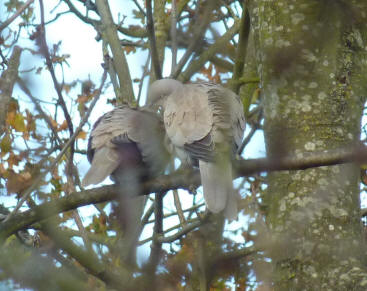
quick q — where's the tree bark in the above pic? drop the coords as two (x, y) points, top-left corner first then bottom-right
(249, 0), (367, 289)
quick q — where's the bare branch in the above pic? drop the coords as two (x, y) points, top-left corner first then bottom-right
(17, 78), (63, 146)
(146, 0), (162, 80)
(95, 0), (135, 103)
(145, 191), (165, 277)
(132, 0), (146, 17)
(158, 213), (209, 243)
(62, 0), (99, 26)
(237, 113), (262, 155)
(231, 4), (251, 94)
(0, 244), (89, 290)
(179, 19), (240, 82)
(173, 190), (186, 225)
(171, 1), (217, 79)
(39, 0), (74, 138)
(41, 222), (130, 288)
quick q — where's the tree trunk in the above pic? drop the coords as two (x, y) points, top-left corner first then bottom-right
(249, 0), (367, 289)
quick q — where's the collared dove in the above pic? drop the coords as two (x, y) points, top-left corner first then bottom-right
(82, 104), (169, 264)
(82, 104), (169, 187)
(147, 79), (245, 220)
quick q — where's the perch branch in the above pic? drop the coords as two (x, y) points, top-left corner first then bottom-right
(2, 144), (367, 240)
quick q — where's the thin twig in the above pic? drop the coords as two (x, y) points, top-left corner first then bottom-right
(39, 0), (74, 138)
(146, 0), (162, 80)
(179, 19), (240, 82)
(237, 124), (258, 156)
(95, 0), (135, 103)
(0, 0), (34, 32)
(62, 0), (98, 26)
(139, 215), (208, 245)
(132, 0), (146, 16)
(147, 192), (165, 272)
(173, 190), (186, 226)
(17, 78), (62, 145)
(171, 0), (215, 79)
(137, 52), (151, 106)
(147, 202), (204, 223)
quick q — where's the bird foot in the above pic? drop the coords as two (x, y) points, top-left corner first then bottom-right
(188, 184), (197, 195)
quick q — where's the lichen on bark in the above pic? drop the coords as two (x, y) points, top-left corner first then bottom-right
(249, 0), (367, 289)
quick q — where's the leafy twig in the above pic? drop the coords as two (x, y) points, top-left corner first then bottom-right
(0, 0), (35, 32)
(3, 69), (107, 222)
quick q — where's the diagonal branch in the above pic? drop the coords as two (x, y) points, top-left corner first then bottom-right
(95, 0), (135, 103)
(171, 0), (217, 79)
(39, 0), (74, 138)
(179, 19), (240, 82)
(231, 4), (251, 94)
(3, 69), (107, 222)
(0, 0), (34, 32)
(40, 222), (130, 288)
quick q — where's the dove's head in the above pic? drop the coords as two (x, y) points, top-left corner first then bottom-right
(146, 79), (183, 110)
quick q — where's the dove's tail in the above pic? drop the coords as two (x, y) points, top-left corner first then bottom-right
(82, 147), (120, 187)
(199, 159), (238, 220)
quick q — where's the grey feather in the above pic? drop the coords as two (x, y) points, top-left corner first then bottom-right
(82, 147), (120, 187)
(82, 105), (169, 187)
(148, 79), (245, 220)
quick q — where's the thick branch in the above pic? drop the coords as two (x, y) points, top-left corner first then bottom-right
(1, 145), (367, 240)
(0, 244), (88, 290)
(95, 0), (134, 103)
(231, 4), (251, 94)
(146, 0), (162, 80)
(41, 222), (129, 288)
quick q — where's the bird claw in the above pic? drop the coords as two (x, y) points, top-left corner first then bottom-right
(188, 184), (197, 195)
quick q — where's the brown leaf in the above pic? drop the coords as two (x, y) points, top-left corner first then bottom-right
(76, 131), (87, 140)
(58, 120), (68, 131)
(6, 170), (33, 194)
(6, 112), (26, 132)
(0, 163), (6, 176)
(0, 134), (12, 154)
(48, 116), (58, 129)
(7, 152), (21, 168)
